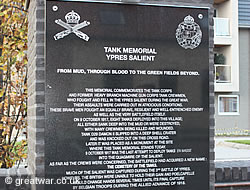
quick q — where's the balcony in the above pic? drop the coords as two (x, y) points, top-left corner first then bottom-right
(214, 18), (230, 36)
(213, 0), (239, 92)
(214, 18), (232, 45)
(215, 65), (231, 83)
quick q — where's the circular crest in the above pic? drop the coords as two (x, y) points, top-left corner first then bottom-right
(176, 15), (202, 49)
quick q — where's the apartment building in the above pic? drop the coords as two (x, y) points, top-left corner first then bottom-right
(214, 0), (250, 135)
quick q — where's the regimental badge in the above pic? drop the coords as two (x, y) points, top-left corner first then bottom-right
(175, 15), (202, 49)
(54, 10), (90, 41)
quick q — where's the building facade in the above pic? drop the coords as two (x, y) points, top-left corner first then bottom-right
(238, 0), (250, 131)
(213, 0), (250, 135)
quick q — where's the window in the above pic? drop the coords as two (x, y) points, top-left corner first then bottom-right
(215, 65), (231, 83)
(218, 95), (239, 115)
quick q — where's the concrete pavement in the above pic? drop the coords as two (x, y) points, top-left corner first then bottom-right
(215, 136), (250, 161)
(215, 137), (250, 168)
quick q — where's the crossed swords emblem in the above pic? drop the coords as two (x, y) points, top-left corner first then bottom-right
(54, 11), (90, 41)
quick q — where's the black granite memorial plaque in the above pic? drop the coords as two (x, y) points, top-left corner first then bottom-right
(46, 1), (209, 189)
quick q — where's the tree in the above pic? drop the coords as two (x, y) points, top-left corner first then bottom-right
(0, 0), (27, 168)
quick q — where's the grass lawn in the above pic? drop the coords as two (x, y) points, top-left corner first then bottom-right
(226, 140), (250, 145)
